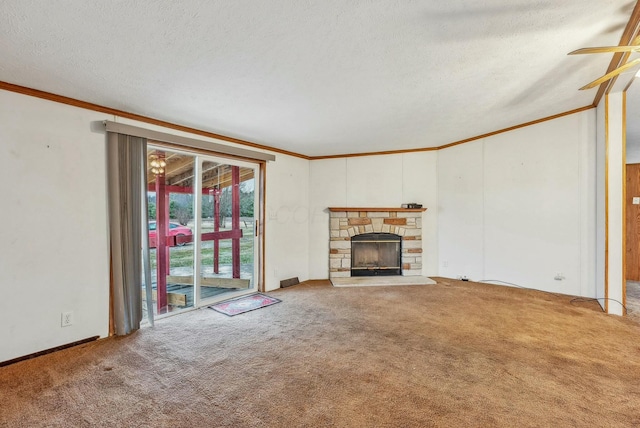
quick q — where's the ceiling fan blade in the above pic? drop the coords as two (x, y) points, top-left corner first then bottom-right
(569, 46), (640, 55)
(579, 58), (640, 90)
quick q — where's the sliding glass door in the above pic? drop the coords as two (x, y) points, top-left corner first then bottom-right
(196, 160), (257, 303)
(145, 144), (260, 317)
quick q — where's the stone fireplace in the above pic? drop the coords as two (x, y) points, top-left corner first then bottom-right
(328, 207), (426, 279)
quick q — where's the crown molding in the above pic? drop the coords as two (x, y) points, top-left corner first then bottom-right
(309, 105), (594, 160)
(0, 81), (310, 160)
(1, 81), (594, 161)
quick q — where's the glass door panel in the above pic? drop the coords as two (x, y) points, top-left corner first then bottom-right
(198, 160), (257, 304)
(146, 147), (196, 316)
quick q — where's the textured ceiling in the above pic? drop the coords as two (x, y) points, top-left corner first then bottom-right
(0, 0), (635, 156)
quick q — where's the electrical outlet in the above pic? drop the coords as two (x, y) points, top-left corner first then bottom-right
(61, 311), (74, 327)
(443, 261), (449, 268)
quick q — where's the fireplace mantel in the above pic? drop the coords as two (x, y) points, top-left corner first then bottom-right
(328, 207), (425, 279)
(329, 207), (427, 213)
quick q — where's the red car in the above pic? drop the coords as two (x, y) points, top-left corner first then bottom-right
(149, 221), (192, 247)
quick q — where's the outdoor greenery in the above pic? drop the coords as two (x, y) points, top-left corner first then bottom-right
(217, 184), (254, 220)
(147, 182), (254, 225)
(150, 227), (254, 269)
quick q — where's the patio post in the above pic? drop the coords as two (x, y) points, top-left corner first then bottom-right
(232, 166), (241, 278)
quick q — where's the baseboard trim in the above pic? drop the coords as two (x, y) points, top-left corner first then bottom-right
(0, 336), (100, 367)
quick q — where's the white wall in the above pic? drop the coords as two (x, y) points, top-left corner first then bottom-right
(308, 158), (347, 280)
(438, 110), (597, 297)
(308, 152), (438, 279)
(596, 101), (606, 308)
(0, 91), (110, 362)
(626, 142), (640, 164)
(626, 80), (640, 165)
(437, 140), (485, 280)
(264, 155), (310, 291)
(602, 93), (625, 315)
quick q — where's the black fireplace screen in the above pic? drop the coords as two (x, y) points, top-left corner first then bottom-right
(351, 233), (401, 276)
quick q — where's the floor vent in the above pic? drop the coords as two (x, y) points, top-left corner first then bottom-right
(280, 277), (300, 288)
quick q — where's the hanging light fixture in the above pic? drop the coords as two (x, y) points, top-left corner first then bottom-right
(149, 155), (166, 175)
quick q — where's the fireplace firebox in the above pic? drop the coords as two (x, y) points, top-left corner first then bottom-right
(351, 233), (402, 276)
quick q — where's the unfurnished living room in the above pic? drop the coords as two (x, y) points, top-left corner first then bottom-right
(2, 1), (640, 427)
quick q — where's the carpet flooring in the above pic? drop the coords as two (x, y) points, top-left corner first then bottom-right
(1, 278), (640, 427)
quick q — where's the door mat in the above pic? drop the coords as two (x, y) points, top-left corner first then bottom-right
(209, 293), (281, 316)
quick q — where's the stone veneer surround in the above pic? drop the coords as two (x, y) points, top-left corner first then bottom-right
(328, 207), (427, 279)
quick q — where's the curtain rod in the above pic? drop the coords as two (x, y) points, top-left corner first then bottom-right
(104, 121), (275, 162)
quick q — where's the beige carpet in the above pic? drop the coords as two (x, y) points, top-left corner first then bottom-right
(331, 275), (436, 287)
(1, 278), (640, 427)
